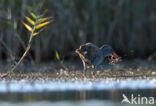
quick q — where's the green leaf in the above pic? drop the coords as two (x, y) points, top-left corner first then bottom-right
(10, 54), (15, 61)
(13, 20), (17, 29)
(30, 12), (37, 19)
(25, 16), (35, 25)
(23, 22), (33, 32)
(38, 17), (52, 23)
(55, 51), (60, 60)
(32, 32), (39, 36)
(35, 20), (52, 29)
(33, 27), (45, 36)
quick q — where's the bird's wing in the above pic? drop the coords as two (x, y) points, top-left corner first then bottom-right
(75, 48), (92, 66)
(91, 50), (103, 66)
(81, 43), (101, 65)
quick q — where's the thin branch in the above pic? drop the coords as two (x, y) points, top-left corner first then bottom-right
(0, 27), (35, 78)
(15, 33), (35, 65)
(0, 13), (52, 78)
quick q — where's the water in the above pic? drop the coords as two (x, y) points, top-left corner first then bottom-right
(0, 100), (143, 106)
(0, 78), (156, 106)
(0, 61), (156, 106)
(0, 79), (156, 92)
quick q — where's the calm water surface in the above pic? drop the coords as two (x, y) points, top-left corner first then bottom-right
(0, 78), (156, 106)
(0, 61), (156, 106)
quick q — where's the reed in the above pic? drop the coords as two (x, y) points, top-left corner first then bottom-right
(0, 0), (155, 63)
(0, 12), (52, 77)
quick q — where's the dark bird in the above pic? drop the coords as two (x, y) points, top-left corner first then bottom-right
(75, 43), (120, 77)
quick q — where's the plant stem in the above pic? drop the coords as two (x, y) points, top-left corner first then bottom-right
(0, 27), (35, 78)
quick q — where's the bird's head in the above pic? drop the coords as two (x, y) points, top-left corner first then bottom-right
(100, 45), (120, 63)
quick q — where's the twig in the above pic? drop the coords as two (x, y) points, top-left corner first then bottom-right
(0, 12), (52, 78)
(0, 27), (35, 78)
(15, 33), (35, 65)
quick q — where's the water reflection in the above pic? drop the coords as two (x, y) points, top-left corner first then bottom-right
(0, 89), (156, 103)
(0, 77), (156, 105)
(1, 100), (147, 106)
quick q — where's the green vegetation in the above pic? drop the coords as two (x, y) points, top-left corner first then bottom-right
(0, 0), (155, 64)
(0, 12), (52, 77)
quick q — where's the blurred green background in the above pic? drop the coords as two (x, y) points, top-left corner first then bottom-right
(0, 0), (155, 63)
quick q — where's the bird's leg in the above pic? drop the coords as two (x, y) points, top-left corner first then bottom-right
(92, 65), (96, 77)
(82, 60), (86, 77)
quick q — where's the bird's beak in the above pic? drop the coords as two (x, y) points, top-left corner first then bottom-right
(111, 52), (120, 61)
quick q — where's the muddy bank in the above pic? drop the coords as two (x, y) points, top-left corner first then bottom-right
(0, 60), (156, 79)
